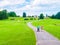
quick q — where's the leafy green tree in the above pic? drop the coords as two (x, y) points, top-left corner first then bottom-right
(55, 12), (60, 19)
(51, 14), (55, 19)
(0, 10), (8, 20)
(23, 12), (26, 17)
(8, 12), (16, 17)
(39, 13), (44, 19)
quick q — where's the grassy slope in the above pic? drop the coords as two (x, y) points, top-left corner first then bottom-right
(32, 19), (60, 39)
(0, 20), (36, 45)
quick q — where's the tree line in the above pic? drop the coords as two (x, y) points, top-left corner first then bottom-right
(23, 12), (44, 19)
(0, 9), (60, 20)
(50, 12), (60, 19)
(0, 10), (17, 20)
(23, 12), (60, 19)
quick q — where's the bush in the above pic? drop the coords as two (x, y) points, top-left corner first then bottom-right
(24, 18), (29, 20)
(10, 18), (15, 20)
(34, 18), (36, 20)
(30, 18), (33, 20)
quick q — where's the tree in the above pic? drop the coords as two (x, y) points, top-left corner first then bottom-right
(51, 14), (55, 19)
(39, 13), (44, 19)
(23, 12), (26, 17)
(0, 10), (8, 20)
(8, 12), (17, 17)
(55, 12), (60, 19)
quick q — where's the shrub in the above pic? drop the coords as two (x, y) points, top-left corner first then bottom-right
(10, 18), (15, 20)
(30, 18), (33, 20)
(24, 18), (29, 20)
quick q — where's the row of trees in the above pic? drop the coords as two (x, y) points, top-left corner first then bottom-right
(50, 12), (60, 19)
(23, 12), (60, 19)
(0, 9), (60, 20)
(0, 10), (44, 19)
(0, 10), (17, 20)
(23, 12), (44, 19)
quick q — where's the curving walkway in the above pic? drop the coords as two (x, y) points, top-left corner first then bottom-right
(27, 22), (60, 45)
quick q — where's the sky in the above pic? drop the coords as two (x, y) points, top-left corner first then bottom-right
(0, 0), (60, 16)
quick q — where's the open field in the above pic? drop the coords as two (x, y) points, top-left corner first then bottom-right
(0, 20), (36, 45)
(32, 19), (60, 39)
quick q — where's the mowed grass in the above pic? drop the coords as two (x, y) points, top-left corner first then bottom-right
(0, 20), (36, 45)
(32, 19), (60, 39)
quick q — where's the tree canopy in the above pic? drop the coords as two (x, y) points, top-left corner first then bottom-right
(39, 13), (44, 19)
(0, 10), (17, 20)
(23, 12), (26, 17)
(51, 14), (55, 19)
(0, 10), (8, 20)
(50, 12), (60, 19)
(8, 12), (17, 17)
(55, 12), (60, 19)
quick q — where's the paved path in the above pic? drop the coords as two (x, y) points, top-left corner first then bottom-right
(27, 22), (60, 45)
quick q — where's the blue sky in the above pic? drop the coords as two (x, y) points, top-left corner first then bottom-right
(0, 0), (60, 16)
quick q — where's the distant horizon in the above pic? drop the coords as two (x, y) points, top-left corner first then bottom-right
(0, 0), (60, 16)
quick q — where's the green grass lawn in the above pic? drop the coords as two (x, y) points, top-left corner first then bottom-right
(32, 19), (60, 40)
(0, 20), (36, 45)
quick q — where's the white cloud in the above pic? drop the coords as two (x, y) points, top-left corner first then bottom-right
(32, 0), (60, 6)
(0, 8), (3, 11)
(0, 0), (60, 16)
(7, 0), (25, 5)
(11, 0), (60, 16)
(43, 0), (59, 4)
(0, 0), (25, 7)
(0, 0), (9, 7)
(20, 0), (60, 10)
